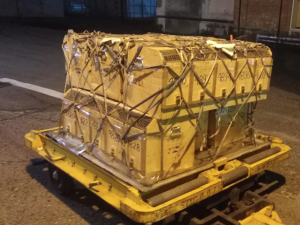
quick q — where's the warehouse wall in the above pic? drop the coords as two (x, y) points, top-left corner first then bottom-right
(157, 0), (234, 35)
(83, 0), (123, 18)
(234, 0), (295, 35)
(0, 0), (64, 17)
(199, 0), (234, 35)
(164, 0), (202, 34)
(202, 0), (234, 20)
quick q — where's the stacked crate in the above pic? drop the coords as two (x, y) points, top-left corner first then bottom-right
(60, 31), (272, 185)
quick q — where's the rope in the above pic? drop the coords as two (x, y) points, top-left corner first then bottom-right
(60, 31), (272, 185)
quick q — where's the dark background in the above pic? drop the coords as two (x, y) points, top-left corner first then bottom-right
(1, 0), (300, 225)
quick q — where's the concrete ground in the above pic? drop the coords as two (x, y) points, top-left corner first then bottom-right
(0, 22), (299, 225)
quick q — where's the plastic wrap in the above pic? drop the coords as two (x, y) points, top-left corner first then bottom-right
(55, 31), (273, 188)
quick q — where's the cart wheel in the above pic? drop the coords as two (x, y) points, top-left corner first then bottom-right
(48, 163), (75, 196)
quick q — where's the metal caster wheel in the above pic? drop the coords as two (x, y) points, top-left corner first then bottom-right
(48, 163), (75, 196)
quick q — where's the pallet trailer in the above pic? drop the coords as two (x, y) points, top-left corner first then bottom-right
(25, 128), (290, 225)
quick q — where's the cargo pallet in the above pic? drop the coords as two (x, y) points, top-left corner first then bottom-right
(25, 128), (290, 225)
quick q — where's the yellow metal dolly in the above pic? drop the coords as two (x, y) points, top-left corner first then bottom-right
(25, 128), (290, 224)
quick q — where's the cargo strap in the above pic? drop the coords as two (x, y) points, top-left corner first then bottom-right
(60, 32), (271, 184)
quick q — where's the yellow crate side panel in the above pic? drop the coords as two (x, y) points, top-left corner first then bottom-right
(191, 61), (215, 103)
(62, 99), (145, 171)
(126, 46), (165, 118)
(89, 109), (103, 147)
(145, 118), (196, 175)
(62, 102), (77, 136)
(214, 59), (236, 98)
(235, 58), (255, 95)
(90, 56), (123, 101)
(255, 57), (272, 91)
(162, 62), (187, 108)
(102, 116), (143, 171)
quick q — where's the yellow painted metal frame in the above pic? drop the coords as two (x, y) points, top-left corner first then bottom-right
(25, 128), (290, 224)
(239, 205), (284, 225)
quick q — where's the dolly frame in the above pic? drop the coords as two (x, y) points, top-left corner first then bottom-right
(25, 128), (290, 224)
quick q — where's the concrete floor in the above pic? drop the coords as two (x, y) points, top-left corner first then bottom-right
(0, 22), (300, 225)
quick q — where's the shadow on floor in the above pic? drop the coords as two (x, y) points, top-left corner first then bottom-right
(26, 162), (139, 225)
(26, 159), (286, 225)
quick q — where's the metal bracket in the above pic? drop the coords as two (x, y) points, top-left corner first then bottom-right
(89, 181), (101, 192)
(170, 126), (181, 139)
(44, 147), (65, 162)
